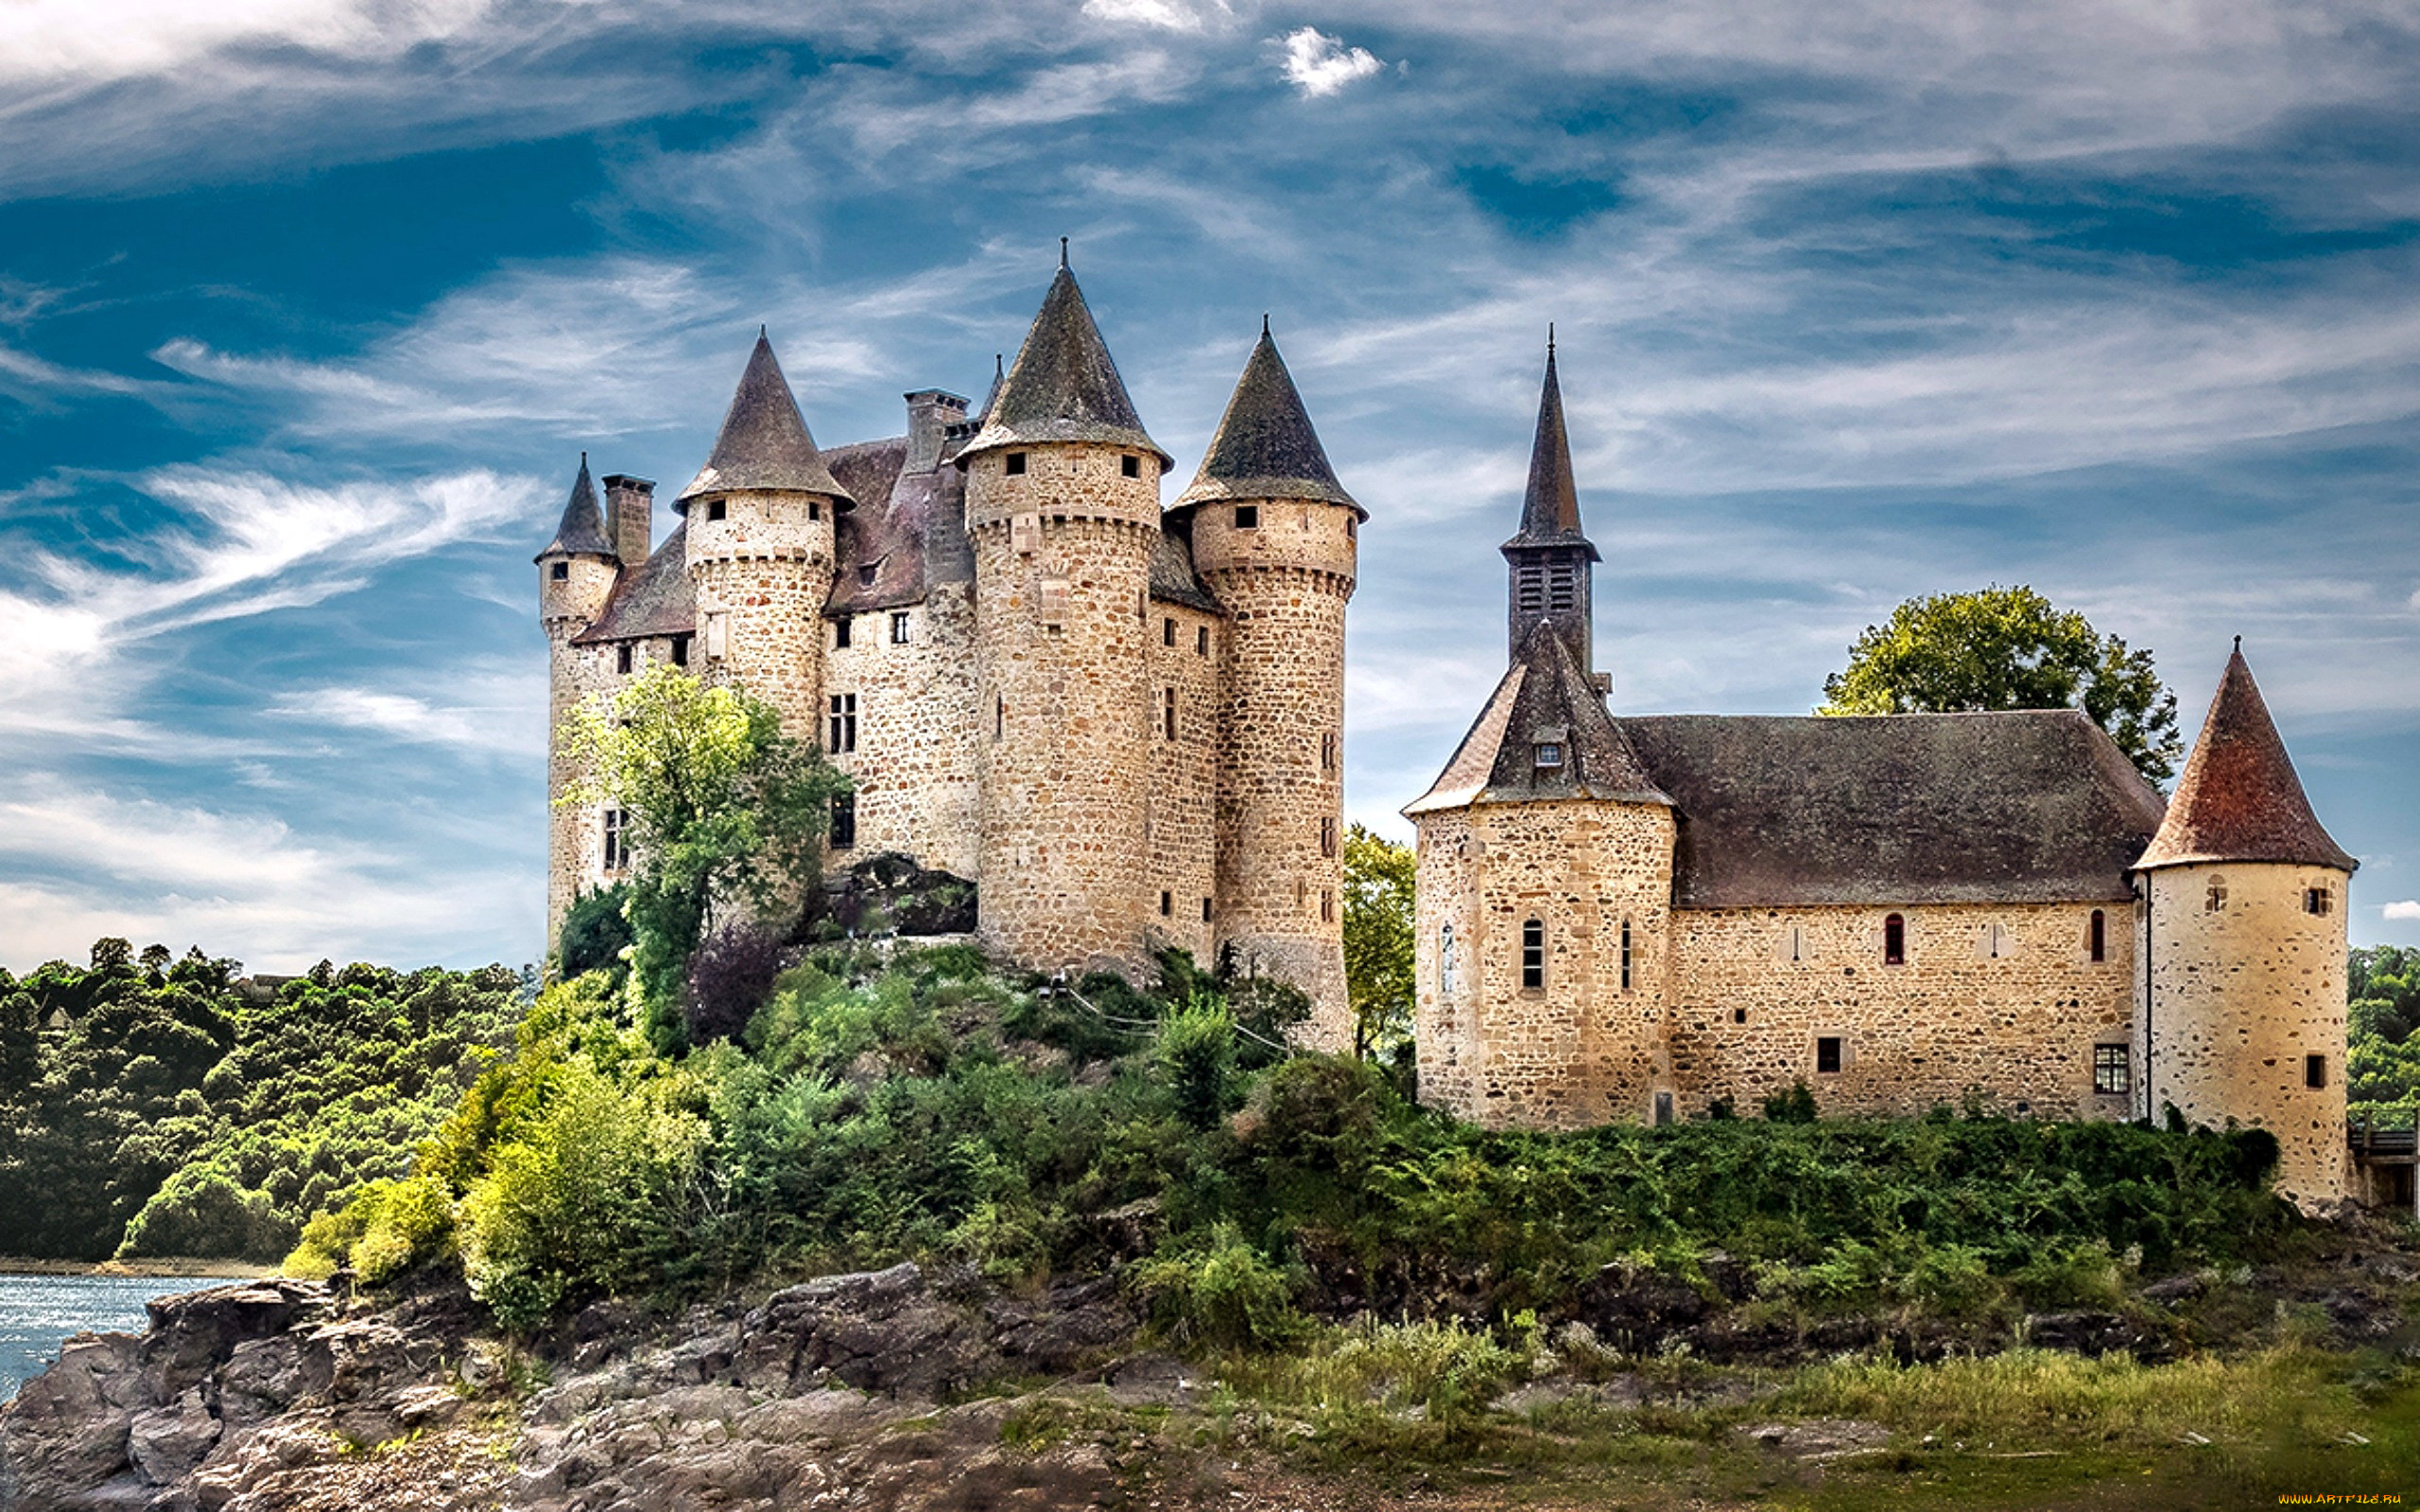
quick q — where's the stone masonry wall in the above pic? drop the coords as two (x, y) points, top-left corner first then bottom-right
(688, 489), (837, 745)
(1191, 498), (1357, 1048)
(966, 443), (1161, 975)
(1412, 807), (1483, 1114)
(1668, 901), (2137, 1122)
(544, 633), (688, 951)
(540, 553), (617, 948)
(2146, 862), (2351, 1211)
(1147, 600), (1221, 965)
(828, 583), (983, 881)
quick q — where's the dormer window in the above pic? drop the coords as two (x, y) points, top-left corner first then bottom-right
(1235, 505), (1259, 529)
(858, 563), (877, 588)
(707, 500), (727, 522)
(1005, 452), (1028, 475)
(1121, 455), (1141, 478)
(1533, 742), (1564, 768)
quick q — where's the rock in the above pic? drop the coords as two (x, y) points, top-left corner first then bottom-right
(128, 1388), (221, 1486)
(735, 1263), (999, 1398)
(1576, 1263), (1706, 1349)
(142, 1284), (326, 1398)
(2022, 1312), (2139, 1356)
(2141, 1271), (2210, 1306)
(0, 1331), (147, 1503)
(1742, 1418), (1892, 1461)
(987, 1276), (1138, 1373)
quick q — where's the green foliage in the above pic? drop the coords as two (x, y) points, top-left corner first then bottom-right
(1762, 1079), (1818, 1123)
(1340, 824), (1415, 1061)
(1156, 995), (1237, 1131)
(557, 665), (847, 1048)
(0, 944), (521, 1262)
(1135, 1223), (1307, 1350)
(2349, 946), (2420, 1118)
(557, 884), (633, 981)
(1819, 585), (2183, 784)
(286, 1174), (457, 1283)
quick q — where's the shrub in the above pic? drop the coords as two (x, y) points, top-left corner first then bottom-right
(1136, 1224), (1306, 1350)
(1763, 1080), (1819, 1123)
(119, 1166), (287, 1262)
(1156, 995), (1236, 1131)
(558, 885), (633, 980)
(684, 922), (789, 1046)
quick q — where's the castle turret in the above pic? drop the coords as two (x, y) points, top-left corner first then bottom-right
(1501, 336), (1601, 673)
(957, 254), (1171, 973)
(1168, 321), (1361, 1046)
(679, 332), (852, 743)
(2136, 643), (2357, 1211)
(537, 455), (622, 947)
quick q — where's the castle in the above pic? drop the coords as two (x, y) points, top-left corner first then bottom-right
(538, 256), (1358, 1047)
(1409, 342), (2360, 1211)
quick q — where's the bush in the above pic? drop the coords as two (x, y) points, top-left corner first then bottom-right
(684, 923), (790, 1046)
(1156, 995), (1236, 1131)
(558, 885), (633, 980)
(119, 1167), (286, 1262)
(1136, 1224), (1307, 1350)
(1763, 1080), (1819, 1123)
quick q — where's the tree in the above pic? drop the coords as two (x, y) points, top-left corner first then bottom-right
(1819, 586), (2183, 784)
(558, 665), (847, 1048)
(1341, 823), (1415, 1061)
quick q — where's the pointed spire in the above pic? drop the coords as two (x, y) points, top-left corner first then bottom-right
(1406, 619), (1668, 815)
(1505, 334), (1594, 554)
(677, 331), (853, 509)
(976, 352), (1005, 427)
(2136, 645), (2356, 871)
(959, 261), (1170, 469)
(1171, 324), (1360, 516)
(535, 452), (614, 560)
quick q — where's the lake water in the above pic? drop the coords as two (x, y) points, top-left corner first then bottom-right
(0, 1275), (220, 1404)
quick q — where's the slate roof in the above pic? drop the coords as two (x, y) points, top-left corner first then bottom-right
(825, 437), (978, 615)
(678, 333), (854, 508)
(1619, 710), (2168, 906)
(958, 263), (1171, 469)
(1170, 326), (1360, 518)
(1503, 342), (1599, 558)
(1149, 527), (1223, 614)
(571, 521), (696, 644)
(1406, 621), (1668, 814)
(536, 455), (614, 560)
(2135, 646), (2356, 872)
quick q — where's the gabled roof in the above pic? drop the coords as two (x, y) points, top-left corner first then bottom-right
(1406, 621), (1668, 814)
(571, 521), (696, 644)
(2135, 645), (2356, 872)
(1620, 710), (2167, 906)
(1502, 341), (1599, 559)
(1170, 325), (1360, 517)
(958, 262), (1170, 469)
(535, 455), (614, 560)
(677, 332), (853, 507)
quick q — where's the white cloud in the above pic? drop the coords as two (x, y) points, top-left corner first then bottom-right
(1276, 26), (1387, 96)
(2385, 901), (2420, 921)
(1083, 0), (1221, 31)
(268, 664), (545, 758)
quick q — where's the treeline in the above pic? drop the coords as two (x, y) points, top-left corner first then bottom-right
(2349, 945), (2420, 1118)
(0, 941), (525, 1262)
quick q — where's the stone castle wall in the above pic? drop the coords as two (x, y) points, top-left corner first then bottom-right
(1147, 599), (1222, 965)
(540, 553), (619, 946)
(1192, 498), (1357, 1047)
(1666, 900), (2136, 1120)
(2145, 862), (2351, 1209)
(828, 584), (983, 880)
(687, 490), (836, 743)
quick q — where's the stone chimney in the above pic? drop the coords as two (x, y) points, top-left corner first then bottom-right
(603, 474), (654, 567)
(903, 389), (969, 473)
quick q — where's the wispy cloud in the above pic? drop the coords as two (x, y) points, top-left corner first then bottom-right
(2386, 901), (2420, 922)
(1275, 26), (1388, 96)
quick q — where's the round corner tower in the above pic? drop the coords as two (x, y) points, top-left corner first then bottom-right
(1167, 323), (1359, 1050)
(957, 260), (1168, 974)
(536, 455), (622, 947)
(678, 332), (852, 740)
(2136, 643), (2356, 1212)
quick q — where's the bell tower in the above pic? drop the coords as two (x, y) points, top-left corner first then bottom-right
(1501, 335), (1601, 674)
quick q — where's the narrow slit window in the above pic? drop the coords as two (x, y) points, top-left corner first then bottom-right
(834, 617), (851, 649)
(2206, 875), (2228, 912)
(1321, 731), (1338, 771)
(1732, 1006), (1747, 1024)
(1321, 889), (1335, 923)
(1163, 617), (1176, 646)
(2089, 909), (2107, 962)
(1320, 816), (1338, 857)
(2306, 1054), (2327, 1090)
(1004, 452), (1027, 475)
(828, 793), (856, 850)
(994, 696), (1005, 741)
(1160, 890), (1172, 918)
(2093, 1044), (2131, 1095)
(1883, 913), (1906, 966)
(1235, 504), (1259, 529)
(1521, 919), (1545, 990)
(1163, 687), (1178, 740)
(1816, 1036), (1842, 1074)
(1196, 625), (1209, 657)
(1620, 919), (1634, 992)
(1201, 897), (1213, 922)
(809, 500), (821, 521)
(616, 644), (634, 675)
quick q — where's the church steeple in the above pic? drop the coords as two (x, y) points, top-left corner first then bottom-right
(1500, 333), (1600, 672)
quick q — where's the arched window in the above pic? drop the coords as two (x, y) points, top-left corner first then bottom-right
(1883, 913), (1906, 966)
(1439, 924), (1457, 996)
(2206, 875), (2228, 912)
(1521, 919), (1546, 989)
(2088, 909), (2107, 963)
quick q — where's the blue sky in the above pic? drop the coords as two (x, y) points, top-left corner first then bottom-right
(2, 0), (2416, 971)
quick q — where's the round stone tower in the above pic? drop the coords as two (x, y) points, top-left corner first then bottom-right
(2136, 643), (2357, 1212)
(679, 331), (853, 740)
(1166, 322), (1361, 1048)
(536, 455), (622, 945)
(957, 257), (1170, 973)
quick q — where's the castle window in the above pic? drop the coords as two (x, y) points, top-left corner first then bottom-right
(1164, 687), (1178, 740)
(1816, 1036), (1842, 1074)
(1196, 625), (1209, 657)
(1122, 455), (1141, 478)
(1521, 919), (1545, 990)
(2306, 886), (2331, 916)
(602, 809), (629, 872)
(706, 500), (727, 522)
(835, 617), (852, 649)
(2093, 1044), (2131, 1095)
(1321, 816), (1338, 857)
(2206, 875), (2227, 912)
(1164, 617), (1176, 646)
(616, 644), (634, 675)
(809, 500), (821, 521)
(1235, 505), (1259, 529)
(858, 564), (877, 588)
(1984, 921), (2009, 959)
(1533, 742), (1564, 769)
(2307, 1054), (2327, 1090)
(2089, 909), (2107, 962)
(1883, 913), (1905, 966)
(1322, 888), (1335, 923)
(994, 696), (1005, 741)
(670, 634), (691, 667)
(1733, 1006), (1747, 1024)
(1782, 925), (1805, 963)
(827, 693), (857, 754)
(1440, 924), (1458, 995)
(1161, 890), (1172, 918)
(1005, 452), (1028, 475)
(1620, 919), (1633, 992)
(551, 560), (568, 580)
(828, 793), (856, 850)
(1321, 731), (1338, 771)
(890, 610), (911, 644)
(1201, 897), (1213, 922)
(1346, 516), (1356, 540)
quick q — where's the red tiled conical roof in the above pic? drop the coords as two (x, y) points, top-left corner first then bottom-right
(2135, 645), (2355, 872)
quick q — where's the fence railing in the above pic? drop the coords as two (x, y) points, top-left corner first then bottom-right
(2349, 1108), (2419, 1159)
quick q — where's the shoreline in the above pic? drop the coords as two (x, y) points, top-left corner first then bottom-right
(0, 1257), (276, 1280)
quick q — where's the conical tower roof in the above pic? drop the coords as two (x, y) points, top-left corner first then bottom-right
(677, 331), (853, 509)
(2135, 644), (2356, 871)
(1502, 337), (1599, 559)
(535, 453), (614, 560)
(1171, 322), (1361, 518)
(1406, 620), (1668, 815)
(959, 257), (1170, 469)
